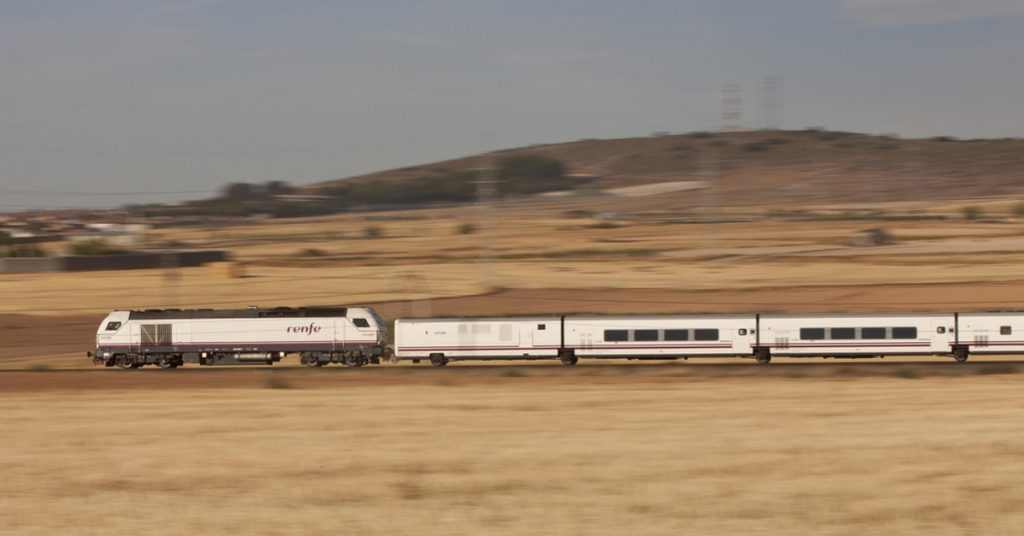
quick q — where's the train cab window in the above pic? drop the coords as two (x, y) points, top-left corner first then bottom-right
(694, 329), (719, 341)
(664, 329), (689, 341)
(537, 324), (546, 330)
(105, 321), (122, 331)
(353, 318), (370, 328)
(1001, 326), (1012, 335)
(830, 327), (856, 340)
(634, 329), (659, 342)
(861, 327), (887, 339)
(604, 330), (628, 342)
(800, 328), (826, 340)
(892, 327), (918, 339)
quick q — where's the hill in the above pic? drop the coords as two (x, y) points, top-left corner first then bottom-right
(309, 130), (1024, 206)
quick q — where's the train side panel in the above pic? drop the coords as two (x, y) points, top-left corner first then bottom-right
(956, 312), (1024, 355)
(759, 313), (953, 357)
(394, 317), (562, 360)
(563, 315), (758, 358)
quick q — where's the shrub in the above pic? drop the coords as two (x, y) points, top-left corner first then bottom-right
(264, 375), (294, 389)
(1012, 202), (1024, 218)
(363, 226), (384, 239)
(69, 239), (122, 256)
(455, 223), (477, 235)
(961, 206), (982, 221)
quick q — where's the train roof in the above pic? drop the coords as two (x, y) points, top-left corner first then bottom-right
(121, 306), (363, 320)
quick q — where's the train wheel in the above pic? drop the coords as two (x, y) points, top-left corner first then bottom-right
(344, 355), (366, 367)
(560, 354), (578, 366)
(157, 356), (176, 369)
(429, 354), (448, 367)
(953, 348), (969, 363)
(755, 353), (772, 365)
(116, 355), (135, 370)
(301, 353), (320, 368)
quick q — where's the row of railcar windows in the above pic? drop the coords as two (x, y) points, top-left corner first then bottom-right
(604, 329), (720, 342)
(799, 327), (918, 340)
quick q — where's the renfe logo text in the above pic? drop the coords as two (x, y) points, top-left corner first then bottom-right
(287, 323), (322, 334)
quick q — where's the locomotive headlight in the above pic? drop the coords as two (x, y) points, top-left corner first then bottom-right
(279, 352), (285, 358)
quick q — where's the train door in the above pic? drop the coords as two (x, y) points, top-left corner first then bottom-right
(333, 319), (345, 352)
(733, 321), (756, 355)
(129, 323), (139, 353)
(931, 316), (955, 353)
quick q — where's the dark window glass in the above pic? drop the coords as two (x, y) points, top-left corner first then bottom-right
(353, 318), (370, 328)
(1000, 326), (1012, 335)
(861, 327), (887, 339)
(537, 324), (546, 330)
(830, 327), (856, 340)
(634, 329), (659, 342)
(694, 329), (719, 341)
(800, 328), (826, 340)
(105, 321), (122, 331)
(664, 329), (689, 341)
(892, 327), (917, 339)
(604, 330), (628, 342)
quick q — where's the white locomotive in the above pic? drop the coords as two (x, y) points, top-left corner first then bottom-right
(395, 312), (1024, 365)
(90, 306), (387, 369)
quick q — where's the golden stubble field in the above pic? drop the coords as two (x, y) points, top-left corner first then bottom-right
(2, 370), (1023, 535)
(7, 195), (1024, 316)
(5, 198), (1024, 534)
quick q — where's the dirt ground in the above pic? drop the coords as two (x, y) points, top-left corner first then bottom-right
(2, 371), (1022, 535)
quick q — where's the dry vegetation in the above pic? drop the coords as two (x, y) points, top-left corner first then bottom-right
(1, 371), (1023, 535)
(6, 182), (1024, 534)
(313, 130), (1024, 205)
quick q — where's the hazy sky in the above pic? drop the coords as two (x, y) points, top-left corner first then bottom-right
(2, 0), (1023, 210)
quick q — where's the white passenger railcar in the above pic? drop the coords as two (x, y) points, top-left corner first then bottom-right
(393, 317), (562, 366)
(90, 306), (387, 369)
(755, 313), (954, 363)
(952, 312), (1024, 362)
(562, 315), (758, 362)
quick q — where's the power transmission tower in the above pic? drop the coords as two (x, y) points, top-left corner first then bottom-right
(764, 75), (784, 130)
(722, 84), (743, 131)
(474, 150), (498, 289)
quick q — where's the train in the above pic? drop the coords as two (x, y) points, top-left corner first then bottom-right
(89, 306), (388, 369)
(90, 306), (1024, 368)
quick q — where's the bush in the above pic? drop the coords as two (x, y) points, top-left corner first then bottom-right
(1012, 202), (1024, 218)
(455, 223), (477, 235)
(363, 226), (384, 239)
(961, 206), (983, 221)
(69, 239), (121, 256)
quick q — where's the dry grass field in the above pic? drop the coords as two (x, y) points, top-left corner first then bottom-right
(5, 196), (1024, 534)
(2, 368), (1023, 535)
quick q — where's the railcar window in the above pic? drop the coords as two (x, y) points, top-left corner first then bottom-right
(105, 321), (122, 331)
(664, 329), (689, 341)
(634, 329), (659, 342)
(604, 330), (628, 342)
(694, 329), (719, 341)
(830, 327), (856, 340)
(800, 328), (826, 340)
(861, 327), (887, 339)
(537, 324), (546, 330)
(353, 318), (371, 328)
(1001, 326), (1012, 335)
(891, 327), (917, 339)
